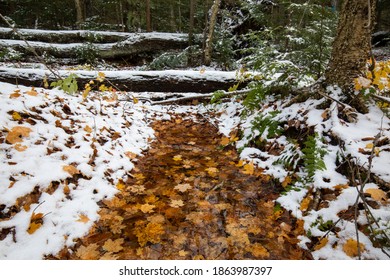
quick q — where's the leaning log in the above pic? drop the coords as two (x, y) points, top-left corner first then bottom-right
(0, 32), (189, 61)
(0, 68), (245, 93)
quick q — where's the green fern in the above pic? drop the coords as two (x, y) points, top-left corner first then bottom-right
(250, 111), (282, 139)
(210, 90), (226, 104)
(302, 133), (327, 182)
(273, 143), (302, 171)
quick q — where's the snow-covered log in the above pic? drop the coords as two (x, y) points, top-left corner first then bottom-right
(0, 68), (244, 93)
(0, 32), (189, 61)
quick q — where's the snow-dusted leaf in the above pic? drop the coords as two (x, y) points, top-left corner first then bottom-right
(102, 238), (124, 253)
(76, 244), (100, 260)
(77, 214), (90, 224)
(6, 126), (32, 144)
(343, 239), (365, 258)
(63, 165), (79, 176)
(365, 188), (388, 204)
(174, 183), (192, 192)
(170, 199), (184, 208)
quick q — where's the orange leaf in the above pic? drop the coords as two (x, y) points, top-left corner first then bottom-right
(77, 214), (90, 224)
(365, 188), (388, 204)
(116, 180), (126, 191)
(139, 203), (155, 213)
(343, 239), (365, 257)
(84, 125), (93, 133)
(14, 143), (28, 152)
(125, 151), (137, 159)
(220, 137), (230, 146)
(76, 244), (100, 260)
(242, 162), (255, 175)
(27, 212), (44, 234)
(300, 196), (311, 212)
(6, 126), (32, 144)
(63, 165), (79, 176)
(26, 87), (38, 96)
(281, 176), (292, 188)
(250, 243), (270, 258)
(10, 90), (21, 99)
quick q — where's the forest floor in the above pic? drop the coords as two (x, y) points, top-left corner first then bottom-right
(48, 114), (311, 260)
(0, 68), (390, 260)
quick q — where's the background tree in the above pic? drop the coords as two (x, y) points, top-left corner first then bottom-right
(203, 0), (220, 66)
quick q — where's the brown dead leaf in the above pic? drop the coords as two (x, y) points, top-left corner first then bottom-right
(77, 214), (90, 224)
(63, 184), (70, 195)
(365, 188), (388, 204)
(343, 239), (365, 257)
(6, 126), (32, 144)
(220, 137), (230, 146)
(76, 244), (100, 260)
(102, 238), (124, 253)
(334, 184), (349, 191)
(314, 237), (328, 251)
(134, 221), (165, 247)
(205, 167), (219, 177)
(127, 185), (145, 194)
(125, 151), (137, 159)
(63, 165), (79, 176)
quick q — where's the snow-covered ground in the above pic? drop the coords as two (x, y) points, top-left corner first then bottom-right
(0, 77), (389, 259)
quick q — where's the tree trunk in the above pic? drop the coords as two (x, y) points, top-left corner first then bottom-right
(146, 0), (152, 32)
(74, 0), (86, 28)
(203, 0), (220, 66)
(325, 0), (376, 91)
(188, 0), (197, 46)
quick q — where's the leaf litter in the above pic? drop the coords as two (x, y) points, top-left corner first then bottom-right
(49, 115), (311, 260)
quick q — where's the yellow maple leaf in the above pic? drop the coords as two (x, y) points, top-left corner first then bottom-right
(9, 90), (21, 99)
(77, 214), (90, 224)
(343, 239), (365, 257)
(178, 250), (188, 257)
(134, 221), (165, 247)
(84, 125), (93, 133)
(173, 155), (183, 161)
(242, 161), (255, 175)
(281, 176), (292, 188)
(5, 126), (32, 144)
(205, 167), (219, 177)
(139, 203), (156, 213)
(102, 238), (124, 253)
(314, 237), (328, 251)
(12, 112), (22, 121)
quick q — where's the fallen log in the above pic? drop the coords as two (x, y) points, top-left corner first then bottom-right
(0, 32), (189, 62)
(0, 27), (133, 43)
(0, 68), (245, 93)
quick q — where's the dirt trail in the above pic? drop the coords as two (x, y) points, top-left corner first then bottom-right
(51, 114), (312, 260)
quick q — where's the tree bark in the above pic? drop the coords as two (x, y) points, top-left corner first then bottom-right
(203, 0), (220, 66)
(325, 0), (376, 91)
(146, 0), (152, 32)
(74, 0), (86, 28)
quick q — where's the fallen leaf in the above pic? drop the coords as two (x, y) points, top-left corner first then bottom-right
(12, 112), (22, 121)
(125, 151), (137, 159)
(77, 214), (90, 224)
(6, 126), (32, 144)
(314, 237), (328, 251)
(249, 243), (270, 258)
(84, 125), (93, 133)
(173, 155), (183, 161)
(205, 167), (219, 177)
(76, 244), (100, 260)
(26, 87), (38, 96)
(343, 239), (365, 257)
(63, 165), (80, 176)
(220, 137), (230, 146)
(102, 238), (124, 253)
(170, 199), (184, 208)
(365, 188), (388, 203)
(14, 143), (28, 152)
(127, 185), (145, 194)
(179, 250), (188, 257)
(300, 196), (311, 212)
(242, 162), (255, 175)
(281, 176), (292, 188)
(63, 184), (70, 195)
(174, 183), (192, 192)
(27, 212), (44, 234)
(134, 221), (165, 247)
(139, 203), (156, 213)
(116, 180), (126, 191)
(10, 90), (21, 99)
